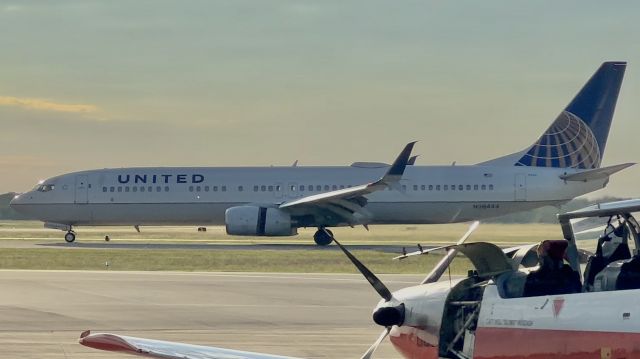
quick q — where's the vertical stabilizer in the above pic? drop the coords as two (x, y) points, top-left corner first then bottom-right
(481, 62), (626, 169)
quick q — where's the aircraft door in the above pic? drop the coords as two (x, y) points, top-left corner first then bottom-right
(75, 175), (89, 204)
(514, 174), (527, 201)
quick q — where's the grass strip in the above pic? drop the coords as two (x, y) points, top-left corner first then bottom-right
(0, 248), (473, 274)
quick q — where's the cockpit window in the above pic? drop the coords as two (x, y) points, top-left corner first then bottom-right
(36, 184), (55, 192)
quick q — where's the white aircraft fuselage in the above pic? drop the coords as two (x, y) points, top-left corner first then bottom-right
(9, 61), (630, 244)
(10, 164), (603, 227)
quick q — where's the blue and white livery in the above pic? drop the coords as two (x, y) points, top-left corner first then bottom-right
(10, 62), (633, 245)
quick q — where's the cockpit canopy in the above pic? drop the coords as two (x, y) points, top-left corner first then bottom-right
(33, 184), (55, 192)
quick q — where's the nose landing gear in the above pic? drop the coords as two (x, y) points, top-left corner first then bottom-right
(64, 230), (76, 243)
(313, 228), (334, 246)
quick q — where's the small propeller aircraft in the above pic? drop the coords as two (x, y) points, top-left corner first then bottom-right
(79, 199), (640, 359)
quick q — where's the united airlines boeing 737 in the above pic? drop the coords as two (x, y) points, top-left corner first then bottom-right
(10, 62), (633, 245)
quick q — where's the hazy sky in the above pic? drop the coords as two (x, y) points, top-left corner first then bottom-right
(2, 1), (639, 197)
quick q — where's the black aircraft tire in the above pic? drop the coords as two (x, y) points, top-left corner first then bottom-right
(64, 232), (76, 243)
(313, 229), (334, 246)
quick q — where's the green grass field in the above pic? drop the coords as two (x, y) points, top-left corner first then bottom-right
(0, 221), (563, 273)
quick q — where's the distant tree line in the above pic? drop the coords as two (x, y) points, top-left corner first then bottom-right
(0, 192), (31, 220)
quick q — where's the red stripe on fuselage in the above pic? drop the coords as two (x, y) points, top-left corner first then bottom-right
(474, 327), (640, 359)
(389, 330), (439, 359)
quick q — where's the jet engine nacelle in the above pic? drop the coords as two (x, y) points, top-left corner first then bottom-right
(225, 206), (297, 236)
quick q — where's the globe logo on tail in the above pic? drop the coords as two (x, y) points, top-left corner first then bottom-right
(516, 111), (601, 169)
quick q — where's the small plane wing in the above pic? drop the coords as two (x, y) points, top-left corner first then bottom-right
(79, 331), (302, 359)
(559, 163), (634, 181)
(279, 142), (416, 225)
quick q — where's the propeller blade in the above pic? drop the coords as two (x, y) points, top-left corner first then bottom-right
(422, 221), (479, 284)
(360, 327), (390, 359)
(333, 237), (393, 301)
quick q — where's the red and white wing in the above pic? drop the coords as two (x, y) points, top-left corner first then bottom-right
(79, 331), (302, 359)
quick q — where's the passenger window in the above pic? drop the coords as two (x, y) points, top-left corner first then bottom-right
(308, 185), (313, 191)
(340, 185), (345, 189)
(140, 187), (145, 193)
(428, 185), (433, 191)
(117, 186), (122, 192)
(324, 185), (330, 191)
(466, 185), (471, 190)
(261, 185), (267, 192)
(222, 186), (227, 192)
(444, 185), (448, 191)
(474, 184), (478, 190)
(189, 186), (194, 192)
(489, 184), (494, 190)
(205, 186), (210, 192)
(332, 185), (337, 190)
(290, 185), (296, 191)
(254, 185), (259, 192)
(481, 184), (486, 190)
(110, 186), (115, 192)
(213, 186), (218, 192)
(196, 186), (201, 192)
(125, 187), (130, 192)
(421, 185), (426, 190)
(451, 185), (455, 191)
(459, 185), (463, 191)
(148, 186), (153, 192)
(156, 186), (162, 192)
(268, 185), (274, 191)
(413, 185), (418, 191)
(238, 186), (243, 192)
(299, 185), (305, 191)
(102, 187), (107, 192)
(402, 185), (407, 191)
(316, 185), (322, 191)
(436, 185), (440, 191)
(132, 187), (138, 192)
(164, 186), (170, 192)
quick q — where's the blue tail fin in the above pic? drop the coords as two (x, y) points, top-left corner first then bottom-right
(515, 61), (626, 169)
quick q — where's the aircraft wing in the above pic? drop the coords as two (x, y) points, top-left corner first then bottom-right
(278, 142), (416, 226)
(79, 331), (302, 359)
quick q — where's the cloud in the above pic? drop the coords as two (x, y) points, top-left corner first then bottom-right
(0, 96), (98, 113)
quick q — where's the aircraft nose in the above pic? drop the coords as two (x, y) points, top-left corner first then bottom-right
(9, 193), (22, 207)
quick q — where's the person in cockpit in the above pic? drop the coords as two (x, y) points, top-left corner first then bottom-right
(523, 240), (582, 297)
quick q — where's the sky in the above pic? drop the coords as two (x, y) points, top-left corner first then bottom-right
(1, 0), (639, 197)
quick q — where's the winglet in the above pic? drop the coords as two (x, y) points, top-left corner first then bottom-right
(381, 142), (416, 184)
(408, 155), (419, 165)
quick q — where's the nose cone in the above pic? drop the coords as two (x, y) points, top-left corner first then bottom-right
(9, 193), (22, 208)
(373, 303), (405, 327)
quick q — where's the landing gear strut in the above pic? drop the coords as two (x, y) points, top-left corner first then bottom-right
(64, 230), (76, 243)
(313, 228), (334, 246)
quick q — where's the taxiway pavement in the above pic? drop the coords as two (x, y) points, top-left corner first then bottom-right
(0, 270), (424, 358)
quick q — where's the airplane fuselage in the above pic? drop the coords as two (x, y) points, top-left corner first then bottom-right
(11, 164), (606, 228)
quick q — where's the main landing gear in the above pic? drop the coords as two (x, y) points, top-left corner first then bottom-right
(313, 228), (334, 246)
(64, 230), (76, 243)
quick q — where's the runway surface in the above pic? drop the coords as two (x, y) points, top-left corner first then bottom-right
(37, 242), (417, 253)
(0, 270), (425, 358)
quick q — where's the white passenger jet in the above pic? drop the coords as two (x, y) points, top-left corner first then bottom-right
(10, 62), (633, 245)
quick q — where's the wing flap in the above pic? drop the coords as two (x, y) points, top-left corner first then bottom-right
(80, 331), (302, 359)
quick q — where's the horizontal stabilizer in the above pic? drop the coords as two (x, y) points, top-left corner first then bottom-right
(559, 162), (634, 181)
